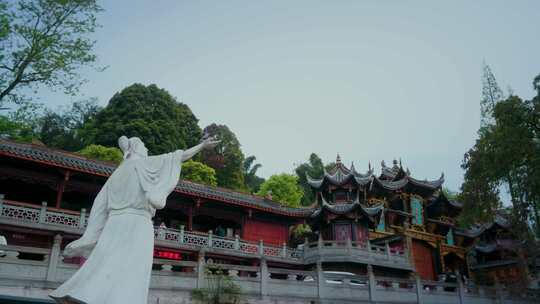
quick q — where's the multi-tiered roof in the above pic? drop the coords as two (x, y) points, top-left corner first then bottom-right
(307, 156), (444, 194)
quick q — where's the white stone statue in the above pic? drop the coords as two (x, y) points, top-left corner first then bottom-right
(50, 135), (219, 304)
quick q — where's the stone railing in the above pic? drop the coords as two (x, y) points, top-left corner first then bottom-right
(0, 198), (87, 230)
(0, 198), (303, 261)
(303, 239), (412, 270)
(1, 244), (538, 304)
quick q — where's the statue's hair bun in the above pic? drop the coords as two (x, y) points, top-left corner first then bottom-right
(118, 136), (130, 153)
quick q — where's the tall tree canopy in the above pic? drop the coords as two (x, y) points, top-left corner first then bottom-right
(243, 155), (264, 193)
(82, 84), (202, 154)
(181, 160), (217, 187)
(40, 98), (101, 151)
(200, 123), (245, 191)
(294, 153), (324, 206)
(460, 68), (540, 238)
(256, 173), (304, 208)
(0, 0), (102, 105)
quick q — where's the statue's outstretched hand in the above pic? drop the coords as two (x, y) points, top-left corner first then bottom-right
(202, 136), (220, 149)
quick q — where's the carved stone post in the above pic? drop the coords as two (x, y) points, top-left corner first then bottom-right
(368, 264), (376, 303)
(386, 241), (392, 260)
(234, 235), (240, 250)
(456, 271), (465, 304)
(282, 242), (287, 258)
(79, 208), (87, 228)
(46, 234), (62, 282)
(415, 274), (423, 304)
(318, 234), (323, 248)
(317, 261), (325, 299)
(260, 258), (268, 296)
(196, 250), (206, 288)
(179, 225), (185, 243)
(208, 230), (213, 247)
(494, 279), (504, 304)
(39, 201), (47, 223)
(0, 194), (4, 214)
(367, 238), (372, 253)
(259, 240), (264, 256)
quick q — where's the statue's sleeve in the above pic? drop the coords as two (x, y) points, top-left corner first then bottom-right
(135, 150), (184, 210)
(62, 183), (109, 258)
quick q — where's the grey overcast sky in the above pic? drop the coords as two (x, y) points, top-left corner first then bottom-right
(40, 0), (540, 191)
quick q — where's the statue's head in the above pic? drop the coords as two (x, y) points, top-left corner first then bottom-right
(118, 136), (148, 160)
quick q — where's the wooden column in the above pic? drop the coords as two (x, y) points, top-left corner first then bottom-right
(188, 205), (193, 231)
(55, 171), (70, 208)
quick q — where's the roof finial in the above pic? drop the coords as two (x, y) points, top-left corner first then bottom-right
(368, 161), (372, 171)
(381, 160), (386, 167)
(399, 158), (402, 167)
(336, 154), (341, 164)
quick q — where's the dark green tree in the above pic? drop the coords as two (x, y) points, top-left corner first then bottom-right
(243, 155), (264, 193)
(460, 71), (540, 238)
(83, 84), (202, 154)
(0, 0), (102, 105)
(39, 98), (101, 151)
(200, 124), (245, 191)
(294, 153), (324, 206)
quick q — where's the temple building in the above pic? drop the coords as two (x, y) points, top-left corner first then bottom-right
(0, 140), (537, 303)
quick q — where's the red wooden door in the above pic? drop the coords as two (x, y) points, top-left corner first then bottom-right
(413, 240), (436, 280)
(334, 224), (352, 241)
(356, 224), (368, 244)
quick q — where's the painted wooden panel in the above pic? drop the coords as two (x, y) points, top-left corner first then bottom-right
(242, 219), (288, 245)
(413, 240), (436, 280)
(334, 223), (352, 241)
(411, 196), (423, 225)
(356, 223), (368, 243)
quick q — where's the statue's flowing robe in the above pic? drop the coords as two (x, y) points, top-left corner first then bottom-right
(50, 150), (183, 304)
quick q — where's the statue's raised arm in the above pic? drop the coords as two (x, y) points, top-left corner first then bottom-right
(50, 135), (218, 304)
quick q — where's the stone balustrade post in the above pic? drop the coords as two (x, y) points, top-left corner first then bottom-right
(316, 261), (324, 299)
(456, 271), (465, 304)
(208, 230), (213, 247)
(367, 239), (372, 253)
(234, 235), (240, 250)
(385, 241), (391, 259)
(368, 264), (376, 303)
(39, 201), (48, 223)
(157, 226), (165, 240)
(196, 250), (206, 288)
(0, 194), (4, 214)
(478, 286), (486, 297)
(318, 234), (323, 248)
(79, 208), (86, 228)
(304, 237), (309, 247)
(282, 242), (287, 258)
(260, 258), (268, 296)
(259, 240), (264, 256)
(415, 274), (423, 304)
(179, 225), (185, 243)
(494, 280), (504, 304)
(46, 234), (62, 282)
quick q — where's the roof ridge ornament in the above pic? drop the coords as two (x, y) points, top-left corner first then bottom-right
(336, 153), (341, 164)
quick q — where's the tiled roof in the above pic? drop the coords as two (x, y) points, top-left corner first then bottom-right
(310, 195), (383, 221)
(306, 156), (444, 192)
(0, 140), (313, 218)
